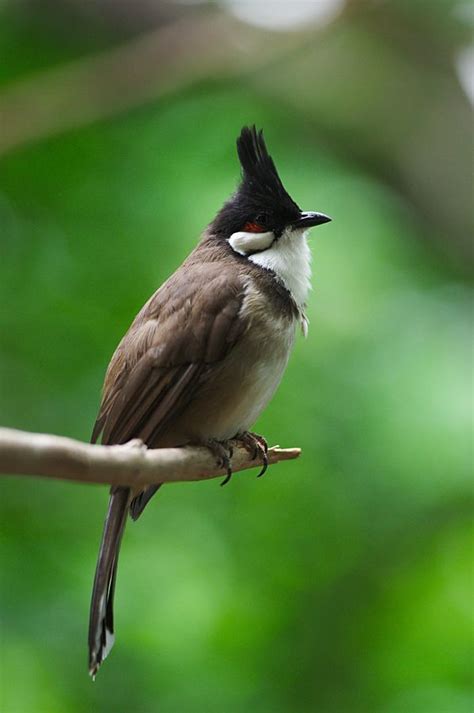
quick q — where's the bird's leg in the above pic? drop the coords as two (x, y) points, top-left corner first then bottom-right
(236, 431), (269, 478)
(202, 438), (234, 486)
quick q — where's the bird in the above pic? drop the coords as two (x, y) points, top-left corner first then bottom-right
(88, 125), (331, 677)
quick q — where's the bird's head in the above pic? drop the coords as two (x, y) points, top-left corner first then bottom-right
(211, 125), (331, 256)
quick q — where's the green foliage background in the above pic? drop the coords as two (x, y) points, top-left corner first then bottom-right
(0, 3), (472, 712)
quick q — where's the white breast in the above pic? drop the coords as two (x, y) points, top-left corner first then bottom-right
(237, 324), (296, 431)
(211, 316), (296, 439)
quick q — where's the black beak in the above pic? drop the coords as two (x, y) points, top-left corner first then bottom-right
(292, 211), (332, 229)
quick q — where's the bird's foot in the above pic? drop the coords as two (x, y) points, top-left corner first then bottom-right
(236, 431), (269, 478)
(202, 438), (234, 486)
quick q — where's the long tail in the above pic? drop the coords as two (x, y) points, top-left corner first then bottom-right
(88, 486), (131, 678)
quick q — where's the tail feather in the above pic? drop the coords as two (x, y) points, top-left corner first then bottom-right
(129, 484), (162, 521)
(88, 487), (130, 678)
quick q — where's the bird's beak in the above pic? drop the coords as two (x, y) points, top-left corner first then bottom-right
(292, 211), (332, 229)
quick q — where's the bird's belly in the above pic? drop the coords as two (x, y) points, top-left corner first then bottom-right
(205, 351), (291, 440)
(162, 317), (297, 444)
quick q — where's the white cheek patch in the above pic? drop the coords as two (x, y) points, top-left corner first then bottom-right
(228, 230), (275, 256)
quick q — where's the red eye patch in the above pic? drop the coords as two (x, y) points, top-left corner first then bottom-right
(243, 222), (266, 233)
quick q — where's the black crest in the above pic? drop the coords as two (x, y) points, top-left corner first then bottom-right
(211, 125), (301, 238)
(236, 126), (300, 213)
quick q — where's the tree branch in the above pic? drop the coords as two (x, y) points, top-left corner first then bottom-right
(0, 427), (300, 487)
(0, 10), (306, 157)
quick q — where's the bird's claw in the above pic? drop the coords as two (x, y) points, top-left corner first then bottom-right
(238, 432), (269, 478)
(203, 439), (234, 486)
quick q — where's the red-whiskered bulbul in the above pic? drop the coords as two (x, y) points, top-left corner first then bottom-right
(88, 126), (331, 676)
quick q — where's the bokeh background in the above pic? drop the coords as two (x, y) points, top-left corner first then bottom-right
(0, 1), (472, 711)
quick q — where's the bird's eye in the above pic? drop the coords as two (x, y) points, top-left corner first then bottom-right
(243, 221), (266, 233)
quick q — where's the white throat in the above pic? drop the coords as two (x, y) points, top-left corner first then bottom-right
(247, 227), (312, 310)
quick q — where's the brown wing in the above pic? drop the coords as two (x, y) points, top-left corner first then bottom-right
(91, 262), (246, 448)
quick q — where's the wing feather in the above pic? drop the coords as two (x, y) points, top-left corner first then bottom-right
(92, 265), (246, 449)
